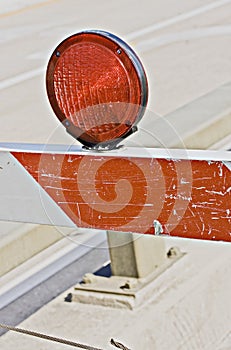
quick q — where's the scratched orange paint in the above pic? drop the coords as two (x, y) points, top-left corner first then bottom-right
(13, 152), (231, 242)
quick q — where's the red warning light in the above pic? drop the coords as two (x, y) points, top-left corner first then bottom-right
(46, 30), (148, 149)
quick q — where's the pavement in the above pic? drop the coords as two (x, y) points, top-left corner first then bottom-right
(0, 237), (231, 350)
(1, 0), (231, 144)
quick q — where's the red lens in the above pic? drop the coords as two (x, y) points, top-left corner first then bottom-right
(46, 31), (148, 146)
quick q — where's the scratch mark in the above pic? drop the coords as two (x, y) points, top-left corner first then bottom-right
(180, 178), (190, 184)
(41, 173), (75, 180)
(205, 187), (231, 196)
(218, 163), (223, 177)
(45, 186), (77, 192)
(165, 194), (192, 201)
(76, 203), (81, 219)
(67, 155), (74, 163)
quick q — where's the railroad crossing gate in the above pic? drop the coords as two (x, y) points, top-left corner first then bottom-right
(0, 30), (230, 243)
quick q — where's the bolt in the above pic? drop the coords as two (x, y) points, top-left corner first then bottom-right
(167, 246), (181, 258)
(64, 293), (72, 303)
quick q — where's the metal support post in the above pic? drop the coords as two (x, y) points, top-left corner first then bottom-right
(107, 231), (166, 278)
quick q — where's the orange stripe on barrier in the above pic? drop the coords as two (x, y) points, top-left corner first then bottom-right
(12, 151), (231, 242)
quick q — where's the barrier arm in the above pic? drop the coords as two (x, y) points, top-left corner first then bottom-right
(0, 142), (230, 243)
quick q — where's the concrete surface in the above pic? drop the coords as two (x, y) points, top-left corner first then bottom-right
(1, 0), (231, 144)
(125, 81), (231, 149)
(0, 238), (230, 349)
(0, 223), (67, 276)
(0, 232), (109, 335)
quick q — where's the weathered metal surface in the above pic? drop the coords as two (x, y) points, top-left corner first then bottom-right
(6, 145), (230, 242)
(0, 150), (75, 227)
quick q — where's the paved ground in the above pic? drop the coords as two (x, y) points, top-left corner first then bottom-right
(0, 0), (231, 144)
(0, 238), (230, 350)
(0, 237), (109, 336)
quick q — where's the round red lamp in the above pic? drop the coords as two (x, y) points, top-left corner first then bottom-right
(46, 30), (148, 150)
